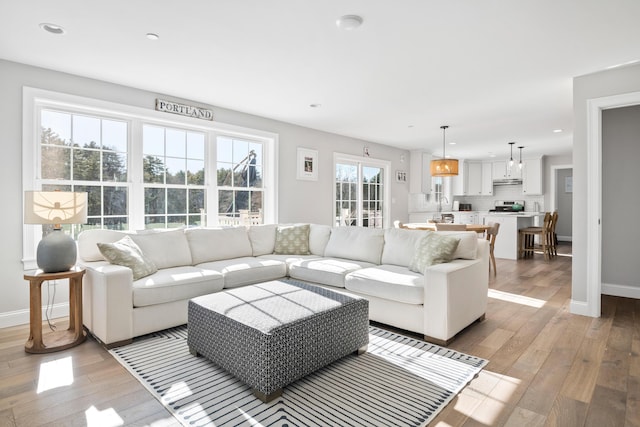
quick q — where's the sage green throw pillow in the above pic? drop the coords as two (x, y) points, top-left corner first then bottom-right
(409, 232), (460, 274)
(97, 235), (158, 280)
(274, 224), (311, 255)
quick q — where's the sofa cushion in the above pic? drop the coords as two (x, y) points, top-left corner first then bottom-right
(247, 224), (278, 256)
(381, 228), (431, 267)
(274, 224), (311, 255)
(345, 265), (424, 305)
(96, 235), (158, 280)
(132, 266), (224, 307)
(288, 257), (376, 288)
(130, 229), (193, 269)
(258, 254), (322, 275)
(78, 229), (128, 262)
(185, 227), (253, 264)
(434, 231), (479, 260)
(324, 227), (384, 265)
(196, 257), (287, 289)
(309, 224), (332, 256)
(409, 233), (460, 273)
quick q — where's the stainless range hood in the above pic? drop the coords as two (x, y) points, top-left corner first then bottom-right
(493, 178), (523, 186)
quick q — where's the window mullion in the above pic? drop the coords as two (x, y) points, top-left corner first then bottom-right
(129, 120), (145, 230)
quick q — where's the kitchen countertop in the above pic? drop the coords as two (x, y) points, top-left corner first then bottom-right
(482, 212), (544, 217)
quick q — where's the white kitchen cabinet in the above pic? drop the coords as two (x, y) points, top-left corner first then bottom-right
(409, 150), (432, 194)
(466, 161), (493, 195)
(492, 160), (522, 180)
(522, 157), (543, 195)
(452, 159), (467, 196)
(481, 162), (493, 195)
(454, 212), (478, 224)
(466, 162), (482, 195)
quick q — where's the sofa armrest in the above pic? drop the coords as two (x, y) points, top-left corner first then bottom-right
(422, 239), (489, 342)
(81, 261), (135, 346)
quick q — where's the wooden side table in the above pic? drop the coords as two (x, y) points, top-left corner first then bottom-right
(24, 266), (87, 354)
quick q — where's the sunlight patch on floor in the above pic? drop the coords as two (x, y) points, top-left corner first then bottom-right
(85, 406), (124, 426)
(164, 381), (193, 402)
(457, 370), (523, 426)
(37, 356), (74, 393)
(488, 289), (546, 308)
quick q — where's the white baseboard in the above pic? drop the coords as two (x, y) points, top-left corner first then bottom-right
(569, 299), (592, 317)
(602, 283), (640, 299)
(557, 235), (572, 242)
(0, 303), (70, 329)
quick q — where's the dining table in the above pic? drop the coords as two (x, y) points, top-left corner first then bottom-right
(401, 223), (491, 233)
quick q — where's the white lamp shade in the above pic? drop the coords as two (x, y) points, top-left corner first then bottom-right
(24, 191), (88, 225)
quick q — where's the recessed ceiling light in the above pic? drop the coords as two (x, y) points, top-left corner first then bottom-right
(309, 103), (322, 108)
(146, 33), (159, 40)
(553, 129), (563, 133)
(336, 15), (363, 30)
(39, 23), (65, 35)
(489, 153), (497, 158)
(449, 142), (456, 145)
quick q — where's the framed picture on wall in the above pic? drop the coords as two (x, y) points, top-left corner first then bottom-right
(565, 176), (573, 193)
(296, 147), (318, 181)
(395, 170), (407, 183)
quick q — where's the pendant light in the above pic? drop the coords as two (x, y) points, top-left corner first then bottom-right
(518, 146), (524, 169)
(430, 125), (459, 176)
(508, 142), (515, 167)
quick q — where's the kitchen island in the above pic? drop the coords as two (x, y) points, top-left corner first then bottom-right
(479, 212), (545, 260)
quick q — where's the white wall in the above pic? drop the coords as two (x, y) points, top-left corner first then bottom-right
(572, 62), (640, 304)
(0, 59), (410, 326)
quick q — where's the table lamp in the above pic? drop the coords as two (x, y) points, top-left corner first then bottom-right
(24, 191), (88, 273)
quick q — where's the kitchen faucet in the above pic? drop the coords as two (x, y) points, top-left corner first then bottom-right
(437, 195), (449, 214)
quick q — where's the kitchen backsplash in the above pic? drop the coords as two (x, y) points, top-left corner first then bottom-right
(409, 184), (544, 213)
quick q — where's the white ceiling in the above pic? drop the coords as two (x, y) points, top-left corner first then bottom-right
(2, 0), (640, 160)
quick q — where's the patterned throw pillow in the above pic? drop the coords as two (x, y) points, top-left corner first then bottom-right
(408, 233), (460, 274)
(274, 224), (311, 255)
(97, 235), (158, 280)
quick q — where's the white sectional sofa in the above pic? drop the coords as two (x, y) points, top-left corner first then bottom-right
(77, 224), (489, 348)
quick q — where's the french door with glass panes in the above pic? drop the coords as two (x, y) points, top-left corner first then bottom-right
(334, 154), (390, 228)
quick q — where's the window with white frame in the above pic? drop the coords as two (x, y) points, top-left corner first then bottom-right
(216, 136), (264, 225)
(40, 109), (130, 236)
(23, 88), (278, 267)
(334, 154), (390, 228)
(142, 124), (206, 228)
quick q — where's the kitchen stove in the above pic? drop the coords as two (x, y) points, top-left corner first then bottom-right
(489, 200), (525, 212)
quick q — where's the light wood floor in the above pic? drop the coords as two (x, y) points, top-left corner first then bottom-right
(1, 243), (638, 426)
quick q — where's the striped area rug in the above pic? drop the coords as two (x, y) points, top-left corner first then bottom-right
(110, 326), (487, 427)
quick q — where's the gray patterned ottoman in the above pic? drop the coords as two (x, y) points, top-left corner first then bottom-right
(187, 279), (369, 402)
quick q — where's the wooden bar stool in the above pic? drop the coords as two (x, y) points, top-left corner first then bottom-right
(485, 222), (500, 275)
(518, 212), (552, 260)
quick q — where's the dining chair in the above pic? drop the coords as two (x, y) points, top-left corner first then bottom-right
(549, 211), (559, 256)
(485, 222), (500, 275)
(435, 223), (467, 231)
(518, 212), (552, 260)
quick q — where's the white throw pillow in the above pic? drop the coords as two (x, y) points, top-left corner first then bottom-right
(433, 231), (478, 259)
(324, 227), (385, 265)
(185, 227), (253, 264)
(130, 228), (193, 269)
(247, 224), (278, 256)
